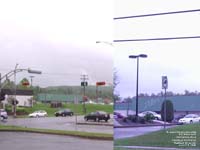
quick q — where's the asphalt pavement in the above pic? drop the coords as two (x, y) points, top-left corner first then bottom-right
(0, 132), (113, 150)
(2, 116), (113, 134)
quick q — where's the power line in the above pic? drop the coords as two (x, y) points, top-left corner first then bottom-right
(113, 35), (200, 42)
(114, 8), (200, 20)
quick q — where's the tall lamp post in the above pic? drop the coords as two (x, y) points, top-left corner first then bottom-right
(129, 54), (147, 121)
(0, 66), (42, 117)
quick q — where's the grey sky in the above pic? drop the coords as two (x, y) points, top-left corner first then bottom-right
(0, 0), (113, 87)
(114, 0), (200, 97)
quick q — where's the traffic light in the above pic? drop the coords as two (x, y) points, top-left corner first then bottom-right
(0, 92), (6, 101)
(162, 76), (168, 89)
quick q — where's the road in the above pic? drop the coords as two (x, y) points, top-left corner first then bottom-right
(2, 116), (113, 134)
(0, 132), (113, 150)
(114, 126), (176, 139)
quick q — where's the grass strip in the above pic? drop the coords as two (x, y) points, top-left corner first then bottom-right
(0, 124), (113, 140)
(115, 124), (200, 148)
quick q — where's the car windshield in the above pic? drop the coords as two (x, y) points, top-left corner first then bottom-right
(97, 111), (106, 114)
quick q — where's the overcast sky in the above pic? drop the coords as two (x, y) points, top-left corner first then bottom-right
(0, 0), (113, 87)
(114, 0), (200, 98)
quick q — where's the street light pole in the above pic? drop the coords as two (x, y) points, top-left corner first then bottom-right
(30, 76), (34, 87)
(0, 66), (42, 117)
(136, 57), (139, 118)
(13, 63), (18, 118)
(129, 54), (147, 121)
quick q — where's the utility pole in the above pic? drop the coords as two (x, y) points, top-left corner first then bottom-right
(30, 76), (34, 87)
(162, 76), (168, 129)
(80, 74), (88, 114)
(13, 63), (19, 118)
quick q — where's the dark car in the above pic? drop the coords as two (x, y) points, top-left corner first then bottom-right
(55, 109), (74, 117)
(174, 114), (186, 122)
(84, 111), (110, 122)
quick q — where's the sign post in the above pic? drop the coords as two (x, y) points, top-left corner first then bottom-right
(96, 82), (106, 103)
(162, 76), (168, 129)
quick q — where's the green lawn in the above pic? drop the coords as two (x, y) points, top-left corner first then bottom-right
(6, 102), (113, 117)
(0, 124), (113, 140)
(115, 124), (200, 149)
(114, 148), (147, 150)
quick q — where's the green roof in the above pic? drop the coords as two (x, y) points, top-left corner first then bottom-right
(115, 95), (200, 111)
(37, 93), (82, 102)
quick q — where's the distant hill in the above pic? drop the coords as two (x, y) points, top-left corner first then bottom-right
(39, 85), (113, 100)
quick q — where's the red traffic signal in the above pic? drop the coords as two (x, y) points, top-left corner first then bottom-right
(96, 81), (106, 86)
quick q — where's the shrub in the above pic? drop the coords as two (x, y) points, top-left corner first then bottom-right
(139, 117), (146, 124)
(127, 115), (137, 122)
(123, 117), (127, 122)
(144, 113), (155, 122)
(161, 100), (174, 122)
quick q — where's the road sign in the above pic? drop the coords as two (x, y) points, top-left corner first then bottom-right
(96, 81), (106, 86)
(81, 82), (88, 86)
(162, 76), (168, 89)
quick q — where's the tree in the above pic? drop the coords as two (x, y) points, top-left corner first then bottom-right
(17, 78), (30, 89)
(124, 97), (132, 116)
(161, 100), (174, 122)
(2, 79), (15, 89)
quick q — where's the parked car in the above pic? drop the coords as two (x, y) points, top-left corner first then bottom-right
(138, 111), (161, 120)
(55, 109), (74, 117)
(28, 110), (48, 118)
(114, 111), (124, 119)
(0, 109), (8, 120)
(174, 114), (186, 122)
(84, 111), (110, 122)
(178, 114), (200, 124)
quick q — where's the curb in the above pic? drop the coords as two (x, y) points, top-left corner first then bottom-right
(115, 146), (198, 150)
(76, 122), (113, 127)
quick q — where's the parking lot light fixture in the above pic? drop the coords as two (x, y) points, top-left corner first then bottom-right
(129, 54), (147, 121)
(28, 69), (42, 74)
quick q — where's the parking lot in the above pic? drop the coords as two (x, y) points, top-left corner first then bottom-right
(1, 115), (113, 134)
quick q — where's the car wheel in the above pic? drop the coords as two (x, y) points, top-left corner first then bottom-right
(190, 120), (193, 124)
(36, 115), (39, 118)
(62, 114), (65, 117)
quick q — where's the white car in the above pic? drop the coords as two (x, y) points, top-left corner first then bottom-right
(138, 111), (161, 120)
(28, 110), (48, 118)
(178, 114), (200, 124)
(0, 109), (8, 120)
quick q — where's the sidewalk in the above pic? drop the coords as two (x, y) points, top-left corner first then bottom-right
(114, 119), (179, 128)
